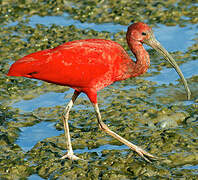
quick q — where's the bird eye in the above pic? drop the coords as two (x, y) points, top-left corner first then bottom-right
(142, 32), (147, 36)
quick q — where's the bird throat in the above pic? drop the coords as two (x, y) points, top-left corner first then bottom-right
(128, 41), (150, 77)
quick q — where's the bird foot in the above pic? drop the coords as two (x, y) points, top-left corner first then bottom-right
(60, 153), (82, 160)
(133, 146), (158, 163)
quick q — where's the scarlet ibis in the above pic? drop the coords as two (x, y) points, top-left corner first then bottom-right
(7, 22), (191, 162)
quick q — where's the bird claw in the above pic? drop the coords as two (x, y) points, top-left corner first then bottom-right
(60, 153), (82, 161)
(134, 147), (158, 163)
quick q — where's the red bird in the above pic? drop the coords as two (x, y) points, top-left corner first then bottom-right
(7, 22), (191, 162)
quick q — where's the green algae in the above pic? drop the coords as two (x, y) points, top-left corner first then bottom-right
(1, 0), (197, 26)
(0, 0), (198, 179)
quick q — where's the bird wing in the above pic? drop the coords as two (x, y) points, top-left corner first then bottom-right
(8, 39), (124, 90)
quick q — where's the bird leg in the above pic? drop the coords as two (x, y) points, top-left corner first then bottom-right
(60, 91), (81, 160)
(93, 103), (157, 162)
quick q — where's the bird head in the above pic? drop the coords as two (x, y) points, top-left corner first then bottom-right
(127, 22), (191, 100)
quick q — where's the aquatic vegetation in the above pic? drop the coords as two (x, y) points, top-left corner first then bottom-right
(0, 0), (198, 179)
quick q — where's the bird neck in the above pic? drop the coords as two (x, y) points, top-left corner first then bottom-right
(128, 40), (150, 77)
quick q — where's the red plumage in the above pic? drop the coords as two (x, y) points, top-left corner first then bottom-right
(8, 36), (149, 103)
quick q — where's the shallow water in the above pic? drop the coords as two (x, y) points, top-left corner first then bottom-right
(8, 13), (197, 52)
(1, 2), (198, 179)
(12, 13), (198, 164)
(146, 60), (198, 85)
(16, 121), (61, 151)
(13, 92), (68, 112)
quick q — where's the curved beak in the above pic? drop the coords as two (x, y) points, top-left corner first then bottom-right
(143, 32), (191, 100)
